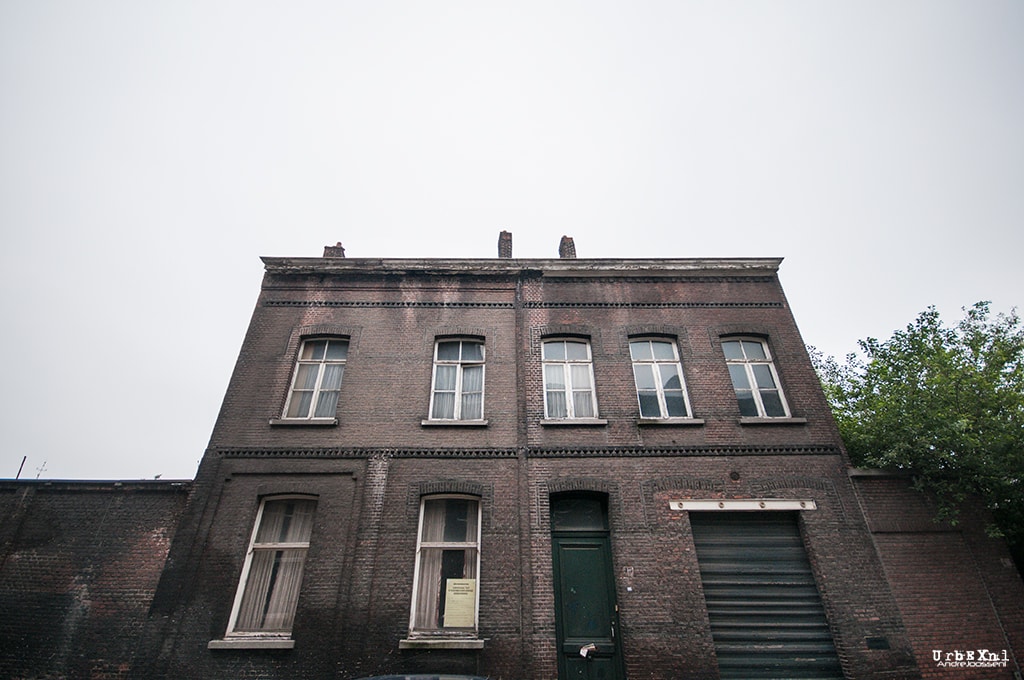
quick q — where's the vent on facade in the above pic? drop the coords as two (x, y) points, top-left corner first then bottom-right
(498, 231), (513, 258)
(323, 242), (346, 258)
(559, 236), (577, 259)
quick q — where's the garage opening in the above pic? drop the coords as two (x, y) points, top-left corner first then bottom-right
(690, 511), (843, 679)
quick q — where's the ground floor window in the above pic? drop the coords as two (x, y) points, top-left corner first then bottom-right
(410, 495), (481, 632)
(227, 496), (316, 636)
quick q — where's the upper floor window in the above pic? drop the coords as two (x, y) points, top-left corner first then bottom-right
(227, 497), (317, 636)
(542, 339), (598, 419)
(429, 339), (485, 420)
(410, 495), (481, 633)
(722, 338), (790, 417)
(630, 339), (692, 418)
(283, 338), (348, 419)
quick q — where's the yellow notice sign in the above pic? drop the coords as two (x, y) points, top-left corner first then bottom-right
(443, 578), (476, 628)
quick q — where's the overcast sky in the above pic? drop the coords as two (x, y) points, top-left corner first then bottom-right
(1, 1), (1021, 480)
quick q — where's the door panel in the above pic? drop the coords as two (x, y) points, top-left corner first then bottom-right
(552, 536), (624, 680)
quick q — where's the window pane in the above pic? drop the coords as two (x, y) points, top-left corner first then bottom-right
(256, 499), (316, 543)
(570, 364), (592, 390)
(736, 390), (758, 417)
(437, 341), (461, 361)
(434, 365), (457, 391)
(314, 390), (340, 418)
(286, 391), (313, 418)
(565, 341), (589, 361)
(651, 341), (676, 361)
(633, 364), (656, 390)
(461, 392), (482, 420)
(742, 340), (767, 360)
(573, 390), (595, 418)
(421, 498), (478, 543)
(443, 499), (471, 542)
(544, 364), (565, 389)
(546, 391), (567, 418)
(462, 365), (483, 393)
(659, 364), (682, 390)
(551, 496), (608, 531)
(320, 364), (344, 391)
(665, 392), (688, 417)
(235, 548), (308, 632)
(722, 340), (744, 360)
(294, 364), (319, 390)
(325, 340), (349, 361)
(461, 342), (484, 362)
(431, 392), (455, 419)
(728, 364), (751, 390)
(301, 340), (326, 361)
(752, 363), (777, 389)
(543, 341), (565, 361)
(629, 341), (652, 361)
(638, 391), (661, 418)
(761, 390), (786, 417)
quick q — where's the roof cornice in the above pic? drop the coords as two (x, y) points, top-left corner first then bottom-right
(260, 257), (783, 278)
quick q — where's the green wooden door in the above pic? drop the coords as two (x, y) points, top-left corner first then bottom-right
(551, 495), (625, 680)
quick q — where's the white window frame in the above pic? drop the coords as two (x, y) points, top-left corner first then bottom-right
(281, 337), (348, 420)
(722, 338), (791, 418)
(408, 494), (482, 635)
(427, 339), (486, 421)
(224, 495), (317, 639)
(629, 338), (693, 419)
(542, 339), (599, 419)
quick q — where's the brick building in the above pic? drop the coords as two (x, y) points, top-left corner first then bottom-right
(2, 234), (1022, 679)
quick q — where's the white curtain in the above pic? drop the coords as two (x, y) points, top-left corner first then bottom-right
(235, 499), (315, 632)
(460, 365), (483, 419)
(414, 499), (479, 630)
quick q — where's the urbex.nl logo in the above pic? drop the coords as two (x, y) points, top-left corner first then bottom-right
(933, 648), (1009, 669)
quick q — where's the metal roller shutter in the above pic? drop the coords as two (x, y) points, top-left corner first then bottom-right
(690, 512), (844, 679)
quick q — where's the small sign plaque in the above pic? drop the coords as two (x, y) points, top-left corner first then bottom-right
(443, 578), (476, 628)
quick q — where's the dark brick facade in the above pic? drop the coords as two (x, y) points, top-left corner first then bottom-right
(2, 250), (1022, 679)
(0, 481), (188, 680)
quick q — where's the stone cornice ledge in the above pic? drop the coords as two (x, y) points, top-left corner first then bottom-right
(261, 257), (783, 277)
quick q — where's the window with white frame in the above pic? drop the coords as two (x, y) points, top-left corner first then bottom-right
(429, 339), (485, 420)
(410, 496), (481, 633)
(542, 339), (598, 419)
(722, 338), (790, 417)
(283, 338), (348, 419)
(630, 338), (692, 418)
(227, 497), (316, 636)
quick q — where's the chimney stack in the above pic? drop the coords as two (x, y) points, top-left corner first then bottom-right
(323, 242), (346, 258)
(498, 231), (513, 258)
(558, 236), (577, 259)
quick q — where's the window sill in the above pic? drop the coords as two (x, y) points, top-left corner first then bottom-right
(268, 417), (338, 427)
(541, 418), (608, 427)
(637, 417), (705, 426)
(399, 638), (485, 650)
(739, 417), (807, 425)
(208, 637), (295, 650)
(420, 419), (489, 427)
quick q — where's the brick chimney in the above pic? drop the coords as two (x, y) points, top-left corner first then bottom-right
(323, 242), (346, 258)
(498, 231), (513, 258)
(558, 236), (576, 259)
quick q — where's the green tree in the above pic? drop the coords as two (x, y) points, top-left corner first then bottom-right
(812, 302), (1024, 565)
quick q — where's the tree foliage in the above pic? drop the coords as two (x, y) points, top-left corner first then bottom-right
(812, 302), (1024, 561)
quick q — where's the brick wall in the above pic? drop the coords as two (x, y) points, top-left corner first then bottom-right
(0, 481), (188, 680)
(853, 474), (1024, 679)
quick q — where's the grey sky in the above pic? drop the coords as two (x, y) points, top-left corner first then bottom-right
(2, 1), (1021, 480)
